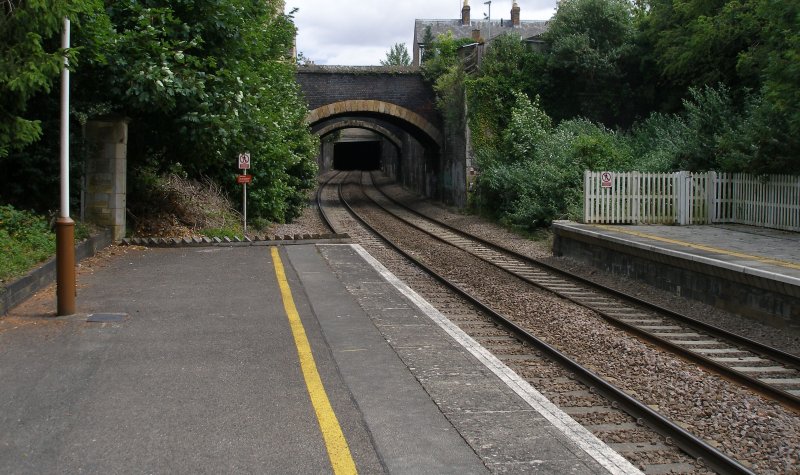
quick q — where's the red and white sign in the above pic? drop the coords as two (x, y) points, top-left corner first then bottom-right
(600, 171), (613, 188)
(236, 174), (252, 184)
(238, 152), (251, 170)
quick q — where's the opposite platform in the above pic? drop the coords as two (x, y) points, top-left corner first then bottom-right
(0, 243), (637, 474)
(553, 222), (800, 329)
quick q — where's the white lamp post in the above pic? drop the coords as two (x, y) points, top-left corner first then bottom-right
(56, 17), (76, 316)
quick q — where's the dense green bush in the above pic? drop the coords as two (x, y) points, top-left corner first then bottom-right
(1, 1), (318, 224)
(474, 93), (634, 228)
(627, 112), (686, 172)
(0, 205), (56, 283)
(433, 0), (800, 231)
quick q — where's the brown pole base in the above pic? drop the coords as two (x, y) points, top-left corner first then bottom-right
(56, 217), (76, 316)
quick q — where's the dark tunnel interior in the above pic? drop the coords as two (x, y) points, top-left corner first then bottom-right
(333, 141), (381, 171)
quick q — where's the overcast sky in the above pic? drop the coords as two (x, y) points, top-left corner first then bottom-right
(285, 1), (559, 65)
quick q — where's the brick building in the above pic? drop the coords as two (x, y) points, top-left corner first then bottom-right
(412, 1), (549, 66)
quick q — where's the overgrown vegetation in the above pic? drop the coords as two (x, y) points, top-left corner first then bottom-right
(127, 170), (242, 238)
(421, 0), (800, 230)
(0, 1), (319, 279)
(0, 205), (55, 284)
(1, 0), (317, 223)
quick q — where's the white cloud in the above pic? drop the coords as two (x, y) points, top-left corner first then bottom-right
(286, 0), (558, 65)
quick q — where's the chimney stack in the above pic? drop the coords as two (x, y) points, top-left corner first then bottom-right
(461, 0), (471, 26)
(511, 1), (520, 27)
(472, 29), (481, 41)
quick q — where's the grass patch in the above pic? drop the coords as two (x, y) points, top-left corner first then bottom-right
(0, 205), (56, 284)
(201, 226), (243, 239)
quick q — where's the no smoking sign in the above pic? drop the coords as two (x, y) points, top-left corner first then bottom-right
(238, 152), (251, 170)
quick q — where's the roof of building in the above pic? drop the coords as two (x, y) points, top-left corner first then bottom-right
(413, 18), (549, 45)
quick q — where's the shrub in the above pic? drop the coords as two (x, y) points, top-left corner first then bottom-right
(127, 169), (242, 237)
(628, 112), (688, 172)
(0, 205), (56, 283)
(475, 93), (634, 229)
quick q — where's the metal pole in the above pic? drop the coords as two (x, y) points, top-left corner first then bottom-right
(243, 172), (247, 235)
(56, 17), (76, 316)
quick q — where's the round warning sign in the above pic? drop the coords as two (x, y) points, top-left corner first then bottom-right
(238, 152), (251, 170)
(601, 171), (613, 188)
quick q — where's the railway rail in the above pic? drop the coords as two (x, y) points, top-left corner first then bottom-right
(316, 170), (777, 474)
(363, 172), (800, 410)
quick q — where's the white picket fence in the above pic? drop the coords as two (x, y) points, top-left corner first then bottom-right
(584, 171), (800, 231)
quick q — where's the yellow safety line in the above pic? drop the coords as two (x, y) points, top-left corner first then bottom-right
(270, 247), (358, 475)
(601, 225), (800, 271)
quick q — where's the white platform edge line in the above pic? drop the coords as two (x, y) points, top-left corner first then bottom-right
(349, 244), (643, 475)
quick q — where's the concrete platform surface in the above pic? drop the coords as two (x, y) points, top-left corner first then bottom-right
(0, 243), (636, 474)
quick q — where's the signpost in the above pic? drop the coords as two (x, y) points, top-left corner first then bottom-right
(238, 153), (251, 234)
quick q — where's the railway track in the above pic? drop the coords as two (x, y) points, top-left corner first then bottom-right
(362, 172), (800, 410)
(317, 171), (768, 474)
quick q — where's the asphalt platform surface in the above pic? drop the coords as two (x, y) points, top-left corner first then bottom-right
(0, 243), (635, 474)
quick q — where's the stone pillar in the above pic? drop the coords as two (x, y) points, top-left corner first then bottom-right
(84, 117), (129, 241)
(511, 1), (520, 27)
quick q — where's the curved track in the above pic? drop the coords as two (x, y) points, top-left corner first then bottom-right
(364, 172), (800, 411)
(318, 171), (764, 474)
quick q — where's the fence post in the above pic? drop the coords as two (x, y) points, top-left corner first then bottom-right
(631, 172), (642, 224)
(707, 171), (716, 224)
(584, 170), (590, 223)
(676, 171), (689, 225)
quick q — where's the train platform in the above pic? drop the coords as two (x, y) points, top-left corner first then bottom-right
(552, 222), (800, 329)
(0, 242), (639, 474)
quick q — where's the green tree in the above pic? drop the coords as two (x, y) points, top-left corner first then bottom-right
(421, 31), (473, 80)
(465, 33), (546, 158)
(739, 1), (800, 172)
(0, 0), (102, 158)
(1, 1), (317, 222)
(421, 31), (475, 148)
(638, 0), (763, 111)
(543, 0), (638, 125)
(638, 0), (800, 172)
(420, 26), (435, 63)
(380, 43), (411, 66)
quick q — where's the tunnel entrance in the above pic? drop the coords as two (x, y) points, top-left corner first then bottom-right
(333, 141), (381, 171)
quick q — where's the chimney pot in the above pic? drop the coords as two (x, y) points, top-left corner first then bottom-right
(462, 0), (471, 26)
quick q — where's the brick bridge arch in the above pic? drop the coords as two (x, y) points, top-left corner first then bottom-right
(296, 66), (466, 207)
(307, 101), (441, 148)
(313, 119), (403, 150)
(296, 66), (442, 148)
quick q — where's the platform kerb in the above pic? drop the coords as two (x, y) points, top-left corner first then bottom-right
(552, 222), (800, 330)
(309, 243), (637, 474)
